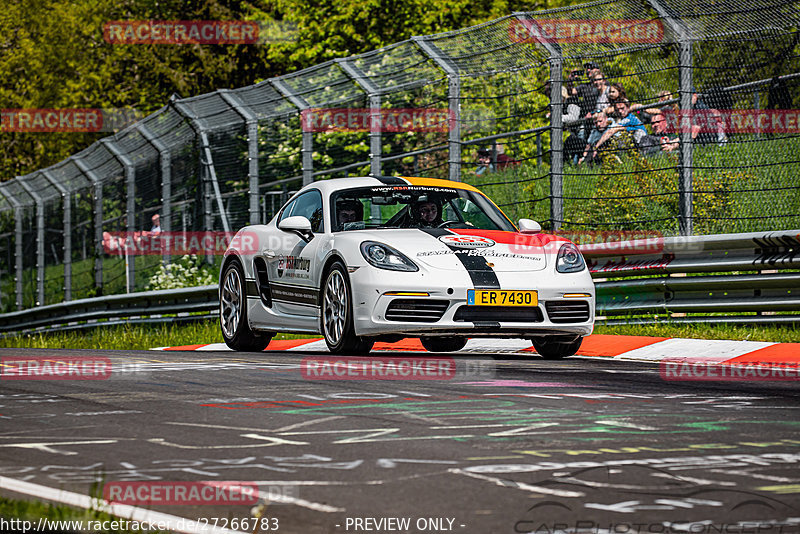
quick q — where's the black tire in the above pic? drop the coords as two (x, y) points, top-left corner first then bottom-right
(220, 259), (273, 351)
(320, 261), (374, 354)
(421, 336), (468, 353)
(531, 336), (583, 359)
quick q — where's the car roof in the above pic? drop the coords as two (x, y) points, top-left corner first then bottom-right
(305, 176), (483, 196)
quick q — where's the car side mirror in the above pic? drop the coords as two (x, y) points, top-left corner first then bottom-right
(278, 216), (314, 242)
(518, 218), (542, 234)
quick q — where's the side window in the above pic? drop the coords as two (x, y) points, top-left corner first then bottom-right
(284, 190), (324, 233)
(456, 198), (496, 229)
(441, 200), (462, 223)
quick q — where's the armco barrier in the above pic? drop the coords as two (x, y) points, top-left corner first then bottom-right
(0, 230), (798, 334)
(0, 285), (218, 334)
(587, 229), (800, 324)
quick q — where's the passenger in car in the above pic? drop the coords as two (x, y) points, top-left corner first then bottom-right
(336, 199), (363, 230)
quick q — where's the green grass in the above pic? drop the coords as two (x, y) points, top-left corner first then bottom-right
(0, 321), (312, 351)
(595, 322), (800, 343)
(1, 318), (798, 350)
(465, 134), (800, 236)
(2, 254), (226, 313)
(0, 495), (168, 534)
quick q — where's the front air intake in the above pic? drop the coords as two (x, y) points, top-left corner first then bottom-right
(545, 300), (591, 323)
(385, 299), (449, 322)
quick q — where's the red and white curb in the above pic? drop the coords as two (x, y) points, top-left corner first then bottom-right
(154, 335), (800, 367)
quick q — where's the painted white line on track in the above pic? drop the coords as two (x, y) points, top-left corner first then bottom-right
(611, 338), (775, 362)
(256, 490), (343, 512)
(0, 476), (246, 534)
(287, 340), (328, 351)
(196, 343), (232, 351)
(448, 468), (584, 497)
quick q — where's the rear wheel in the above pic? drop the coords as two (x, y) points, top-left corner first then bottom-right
(321, 261), (374, 354)
(421, 337), (468, 353)
(531, 336), (582, 360)
(220, 260), (273, 351)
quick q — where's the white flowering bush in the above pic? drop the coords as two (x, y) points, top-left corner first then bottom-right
(147, 255), (215, 291)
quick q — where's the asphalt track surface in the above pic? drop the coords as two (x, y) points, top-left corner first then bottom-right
(1, 347), (799, 534)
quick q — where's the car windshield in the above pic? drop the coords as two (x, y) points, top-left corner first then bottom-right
(331, 185), (516, 232)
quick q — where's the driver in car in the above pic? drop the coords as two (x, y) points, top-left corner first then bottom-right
(411, 199), (443, 228)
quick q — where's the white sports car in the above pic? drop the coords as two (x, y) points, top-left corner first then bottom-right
(219, 176), (594, 357)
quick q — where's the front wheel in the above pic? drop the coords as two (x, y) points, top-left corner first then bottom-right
(421, 337), (468, 353)
(531, 336), (583, 360)
(220, 260), (273, 351)
(321, 261), (374, 354)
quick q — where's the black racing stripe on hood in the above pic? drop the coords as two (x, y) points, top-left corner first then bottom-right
(419, 228), (501, 289)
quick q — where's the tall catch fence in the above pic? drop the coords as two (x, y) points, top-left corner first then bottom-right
(0, 0), (798, 312)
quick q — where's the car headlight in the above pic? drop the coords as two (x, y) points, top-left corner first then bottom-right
(556, 243), (586, 273)
(360, 241), (418, 272)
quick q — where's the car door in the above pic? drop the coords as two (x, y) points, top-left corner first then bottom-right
(268, 189), (326, 317)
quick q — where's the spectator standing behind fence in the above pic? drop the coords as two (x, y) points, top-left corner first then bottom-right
(475, 144), (518, 175)
(150, 213), (161, 233)
(602, 83), (627, 118)
(574, 64), (601, 127)
(650, 112), (679, 152)
(636, 90), (678, 121)
(593, 74), (611, 114)
(544, 80), (584, 163)
(578, 112), (614, 166)
(692, 92), (728, 145)
(592, 99), (648, 157)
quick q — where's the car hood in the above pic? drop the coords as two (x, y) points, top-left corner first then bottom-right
(351, 228), (569, 272)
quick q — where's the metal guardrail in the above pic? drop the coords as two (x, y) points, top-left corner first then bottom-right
(586, 229), (800, 324)
(0, 285), (218, 335)
(0, 230), (798, 335)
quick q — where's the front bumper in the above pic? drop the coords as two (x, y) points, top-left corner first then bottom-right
(349, 265), (595, 338)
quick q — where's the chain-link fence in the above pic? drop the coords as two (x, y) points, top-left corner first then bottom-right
(1, 0), (798, 312)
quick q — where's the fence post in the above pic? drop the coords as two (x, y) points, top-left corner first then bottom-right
(677, 40), (694, 236)
(536, 133), (543, 167)
(136, 122), (172, 265)
(73, 157), (104, 296)
(0, 184), (23, 310)
(413, 36), (461, 181)
(171, 99), (232, 234)
(337, 59), (382, 178)
(549, 55), (564, 231)
(0, 187), (11, 311)
(42, 170), (71, 302)
(646, 0), (693, 236)
(101, 139), (137, 292)
(17, 178), (45, 306)
(14, 206), (22, 309)
(271, 79), (314, 186)
(219, 90), (261, 224)
(514, 13), (563, 230)
(753, 88), (761, 138)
